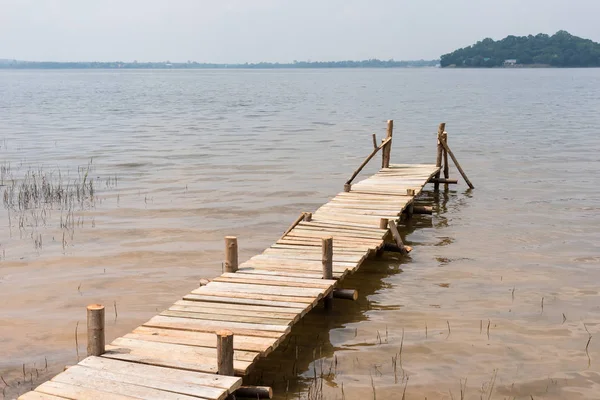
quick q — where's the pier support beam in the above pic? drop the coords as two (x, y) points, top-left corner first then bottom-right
(322, 237), (333, 310)
(235, 386), (273, 399)
(87, 304), (105, 357)
(413, 205), (433, 215)
(333, 289), (358, 301)
(217, 330), (234, 376)
(225, 236), (238, 273)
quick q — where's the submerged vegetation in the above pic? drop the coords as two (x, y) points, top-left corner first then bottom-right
(0, 157), (117, 253)
(441, 31), (600, 68)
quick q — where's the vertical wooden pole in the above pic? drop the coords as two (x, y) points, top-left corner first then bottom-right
(303, 212), (312, 222)
(434, 123), (445, 191)
(405, 202), (414, 220)
(217, 330), (234, 376)
(322, 237), (333, 310)
(379, 218), (389, 230)
(224, 236), (238, 273)
(381, 120), (394, 168)
(344, 183), (351, 192)
(86, 304), (105, 357)
(442, 132), (449, 183)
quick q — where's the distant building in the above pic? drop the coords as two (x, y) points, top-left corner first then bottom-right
(504, 59), (518, 66)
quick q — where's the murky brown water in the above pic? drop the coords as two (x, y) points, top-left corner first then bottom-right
(1, 69), (599, 399)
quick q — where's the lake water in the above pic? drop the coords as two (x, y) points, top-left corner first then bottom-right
(1, 68), (599, 399)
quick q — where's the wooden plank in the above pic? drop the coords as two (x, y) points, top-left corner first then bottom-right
(241, 263), (348, 279)
(144, 315), (290, 336)
(127, 328), (276, 354)
(52, 369), (210, 400)
(247, 255), (358, 270)
(64, 364), (228, 400)
(197, 281), (325, 299)
(161, 310), (293, 326)
(110, 337), (260, 363)
(80, 356), (242, 391)
(257, 251), (364, 264)
(236, 267), (323, 279)
(277, 238), (375, 249)
(183, 293), (312, 309)
(270, 244), (369, 254)
(19, 390), (71, 400)
(213, 273), (336, 289)
(102, 346), (250, 376)
(307, 218), (384, 229)
(298, 220), (385, 232)
(173, 299), (304, 316)
(289, 226), (384, 239)
(168, 305), (298, 321)
(34, 381), (139, 400)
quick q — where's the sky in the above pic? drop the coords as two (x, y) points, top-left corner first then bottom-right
(1, 0), (599, 63)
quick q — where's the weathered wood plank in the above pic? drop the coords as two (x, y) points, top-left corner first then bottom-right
(63, 364), (228, 400)
(161, 309), (293, 326)
(79, 355), (241, 391)
(53, 368), (211, 400)
(19, 390), (73, 400)
(173, 299), (304, 316)
(34, 381), (139, 400)
(125, 329), (274, 355)
(144, 315), (290, 335)
(183, 293), (312, 309)
(213, 273), (337, 288)
(236, 267), (323, 280)
(197, 281), (325, 299)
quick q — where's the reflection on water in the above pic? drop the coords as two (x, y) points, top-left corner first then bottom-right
(1, 69), (600, 399)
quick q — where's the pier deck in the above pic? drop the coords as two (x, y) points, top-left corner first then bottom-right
(19, 122), (470, 399)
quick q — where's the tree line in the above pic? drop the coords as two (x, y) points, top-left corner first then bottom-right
(440, 31), (600, 68)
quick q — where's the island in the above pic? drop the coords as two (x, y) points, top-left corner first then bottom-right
(440, 31), (600, 68)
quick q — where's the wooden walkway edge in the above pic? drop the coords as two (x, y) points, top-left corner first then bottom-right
(19, 121), (471, 399)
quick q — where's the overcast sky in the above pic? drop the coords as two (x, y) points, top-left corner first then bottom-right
(1, 0), (599, 63)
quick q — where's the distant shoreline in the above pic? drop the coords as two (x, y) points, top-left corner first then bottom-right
(0, 59), (439, 70)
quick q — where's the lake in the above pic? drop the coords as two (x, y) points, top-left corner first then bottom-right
(1, 68), (599, 399)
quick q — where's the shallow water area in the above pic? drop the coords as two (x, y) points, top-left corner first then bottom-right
(1, 68), (600, 399)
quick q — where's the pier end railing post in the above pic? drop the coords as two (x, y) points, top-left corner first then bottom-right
(434, 122), (446, 191)
(381, 120), (394, 169)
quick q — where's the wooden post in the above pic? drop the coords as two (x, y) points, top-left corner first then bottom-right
(322, 237), (333, 310)
(381, 120), (393, 168)
(405, 202), (414, 219)
(442, 132), (449, 184)
(344, 183), (351, 192)
(371, 134), (377, 149)
(379, 218), (389, 230)
(224, 236), (238, 273)
(434, 123), (445, 191)
(217, 330), (234, 376)
(303, 212), (312, 222)
(86, 304), (105, 357)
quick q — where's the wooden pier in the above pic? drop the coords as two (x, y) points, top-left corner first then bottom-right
(19, 121), (471, 400)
